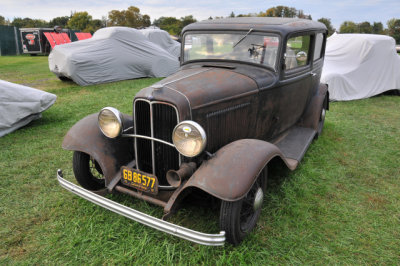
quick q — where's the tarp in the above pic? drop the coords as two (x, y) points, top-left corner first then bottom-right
(321, 34), (400, 101)
(48, 27), (180, 86)
(139, 28), (181, 57)
(0, 80), (57, 137)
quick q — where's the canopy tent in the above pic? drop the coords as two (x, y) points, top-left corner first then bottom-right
(321, 34), (400, 101)
(43, 32), (71, 48)
(75, 32), (92, 41)
(48, 27), (180, 86)
(0, 80), (57, 137)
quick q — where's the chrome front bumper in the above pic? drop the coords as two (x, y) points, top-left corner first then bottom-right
(56, 170), (225, 246)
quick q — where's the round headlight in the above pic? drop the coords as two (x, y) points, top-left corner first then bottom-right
(172, 121), (206, 157)
(98, 107), (123, 138)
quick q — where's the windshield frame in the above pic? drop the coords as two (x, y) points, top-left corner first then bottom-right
(181, 30), (281, 72)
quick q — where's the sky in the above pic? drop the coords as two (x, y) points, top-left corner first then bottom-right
(1, 0), (399, 30)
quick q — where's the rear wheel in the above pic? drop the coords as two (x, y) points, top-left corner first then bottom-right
(72, 151), (105, 191)
(58, 76), (72, 82)
(219, 168), (267, 245)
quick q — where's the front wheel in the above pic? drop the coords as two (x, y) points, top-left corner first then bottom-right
(72, 151), (105, 191)
(219, 168), (267, 245)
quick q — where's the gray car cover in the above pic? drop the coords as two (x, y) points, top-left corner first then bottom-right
(140, 28), (181, 58)
(0, 80), (57, 137)
(48, 27), (180, 86)
(321, 34), (400, 101)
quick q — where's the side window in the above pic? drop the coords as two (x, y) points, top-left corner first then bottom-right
(285, 35), (310, 70)
(313, 33), (324, 61)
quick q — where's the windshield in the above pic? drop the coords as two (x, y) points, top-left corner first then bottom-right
(183, 32), (280, 70)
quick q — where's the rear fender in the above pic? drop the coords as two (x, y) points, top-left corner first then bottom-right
(62, 113), (134, 185)
(298, 83), (329, 130)
(184, 139), (296, 202)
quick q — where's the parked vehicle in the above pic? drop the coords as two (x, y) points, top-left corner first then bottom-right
(20, 27), (72, 55)
(57, 17), (329, 246)
(322, 33), (400, 101)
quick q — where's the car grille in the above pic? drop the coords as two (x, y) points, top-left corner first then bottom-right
(134, 99), (180, 185)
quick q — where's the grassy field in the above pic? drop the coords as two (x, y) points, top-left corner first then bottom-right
(0, 56), (399, 264)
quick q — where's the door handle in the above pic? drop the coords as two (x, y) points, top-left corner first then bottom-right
(311, 72), (317, 77)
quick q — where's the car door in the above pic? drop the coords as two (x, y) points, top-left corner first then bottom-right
(269, 32), (314, 138)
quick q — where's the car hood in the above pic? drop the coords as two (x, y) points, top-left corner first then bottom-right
(135, 66), (266, 119)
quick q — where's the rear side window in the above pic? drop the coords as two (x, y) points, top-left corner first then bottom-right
(285, 35), (310, 70)
(314, 33), (324, 61)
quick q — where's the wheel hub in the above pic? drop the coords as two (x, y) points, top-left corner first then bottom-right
(321, 108), (326, 121)
(253, 187), (264, 211)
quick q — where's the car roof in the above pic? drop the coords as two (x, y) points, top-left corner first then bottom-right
(182, 17), (327, 36)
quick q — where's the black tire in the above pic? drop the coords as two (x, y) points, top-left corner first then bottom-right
(219, 168), (267, 245)
(58, 76), (72, 82)
(72, 151), (105, 191)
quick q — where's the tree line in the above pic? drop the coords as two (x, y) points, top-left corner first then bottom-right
(0, 5), (399, 43)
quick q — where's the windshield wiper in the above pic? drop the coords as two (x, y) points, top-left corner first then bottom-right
(232, 28), (254, 48)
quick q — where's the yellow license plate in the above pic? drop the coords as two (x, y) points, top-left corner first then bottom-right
(121, 167), (158, 195)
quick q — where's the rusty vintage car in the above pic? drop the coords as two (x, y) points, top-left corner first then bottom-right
(57, 17), (329, 246)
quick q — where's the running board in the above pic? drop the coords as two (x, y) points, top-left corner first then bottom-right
(274, 126), (316, 162)
(57, 169), (225, 246)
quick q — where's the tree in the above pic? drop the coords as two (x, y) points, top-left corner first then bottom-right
(318, 17), (335, 36)
(0, 15), (5, 25)
(11, 17), (48, 28)
(181, 15), (197, 28)
(262, 6), (310, 19)
(108, 6), (150, 28)
(230, 12), (235, 18)
(142, 15), (151, 27)
(339, 21), (358, 33)
(153, 15), (197, 35)
(372, 22), (384, 34)
(84, 19), (103, 33)
(297, 10), (306, 19)
(265, 8), (276, 17)
(359, 21), (372, 33)
(67, 12), (92, 32)
(154, 16), (181, 35)
(49, 16), (70, 28)
(387, 18), (400, 44)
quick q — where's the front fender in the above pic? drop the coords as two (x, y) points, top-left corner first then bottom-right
(184, 139), (296, 202)
(62, 113), (134, 185)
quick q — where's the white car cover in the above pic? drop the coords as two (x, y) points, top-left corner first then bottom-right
(140, 28), (181, 58)
(321, 34), (400, 101)
(49, 27), (180, 86)
(0, 80), (57, 137)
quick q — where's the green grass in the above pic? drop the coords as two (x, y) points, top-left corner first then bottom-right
(1, 56), (399, 264)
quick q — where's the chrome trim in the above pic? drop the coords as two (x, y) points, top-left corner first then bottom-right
(134, 100), (181, 171)
(123, 134), (175, 148)
(150, 101), (156, 174)
(123, 126), (133, 133)
(133, 99), (181, 190)
(57, 170), (225, 246)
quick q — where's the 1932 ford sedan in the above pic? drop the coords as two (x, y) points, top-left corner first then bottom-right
(57, 18), (329, 246)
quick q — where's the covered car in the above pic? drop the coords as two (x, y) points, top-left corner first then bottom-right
(321, 34), (400, 101)
(140, 28), (180, 57)
(48, 27), (180, 86)
(0, 80), (57, 137)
